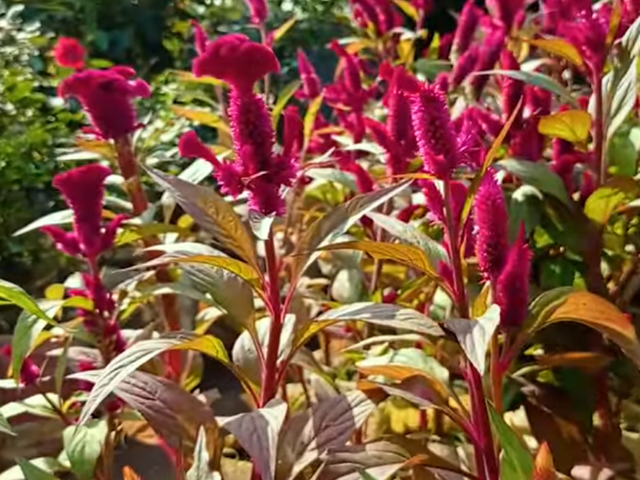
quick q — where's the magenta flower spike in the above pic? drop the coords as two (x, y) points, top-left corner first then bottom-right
(452, 0), (482, 58)
(558, 5), (610, 77)
(450, 45), (480, 89)
(52, 37), (86, 70)
(500, 48), (524, 124)
(43, 164), (123, 262)
(59, 67), (150, 140)
(486, 0), (525, 31)
(296, 49), (323, 100)
(410, 83), (460, 179)
(387, 66), (418, 160)
(365, 118), (406, 177)
(350, 0), (383, 34)
(473, 172), (509, 283)
(496, 225), (532, 328)
(244, 0), (269, 25)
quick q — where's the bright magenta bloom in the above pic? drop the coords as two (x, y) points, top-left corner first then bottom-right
(486, 0), (525, 31)
(52, 37), (86, 70)
(469, 27), (506, 99)
(452, 0), (482, 58)
(296, 49), (322, 100)
(244, 0), (269, 24)
(496, 226), (531, 328)
(59, 67), (150, 139)
(450, 45), (479, 89)
(474, 172), (509, 283)
(500, 48), (524, 123)
(410, 83), (460, 179)
(43, 164), (124, 261)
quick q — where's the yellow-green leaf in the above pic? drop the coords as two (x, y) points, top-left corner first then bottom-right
(528, 37), (584, 67)
(538, 110), (592, 143)
(304, 94), (324, 148)
(391, 0), (418, 21)
(271, 17), (297, 44)
(271, 80), (301, 128)
(171, 106), (230, 133)
(171, 70), (225, 87)
(584, 185), (631, 224)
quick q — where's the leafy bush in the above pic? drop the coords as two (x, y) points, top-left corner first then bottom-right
(2, 0), (640, 479)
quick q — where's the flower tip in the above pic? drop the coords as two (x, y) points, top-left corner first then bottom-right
(191, 20), (209, 55)
(52, 37), (86, 70)
(53, 163), (111, 193)
(178, 131), (219, 167)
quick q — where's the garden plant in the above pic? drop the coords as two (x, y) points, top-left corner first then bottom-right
(2, 0), (640, 479)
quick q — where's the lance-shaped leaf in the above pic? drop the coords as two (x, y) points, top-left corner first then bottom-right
(0, 410), (15, 437)
(0, 279), (54, 326)
(444, 305), (501, 375)
(217, 399), (288, 480)
(497, 159), (570, 206)
(75, 370), (216, 450)
(366, 212), (448, 267)
(271, 80), (301, 127)
(148, 169), (258, 269)
(279, 391), (377, 480)
(63, 420), (108, 480)
(488, 405), (534, 480)
(528, 37), (583, 67)
(606, 59), (637, 140)
(13, 209), (74, 236)
(187, 427), (220, 480)
(290, 181), (412, 284)
(315, 303), (444, 337)
(72, 333), (229, 426)
(473, 70), (577, 106)
(16, 459), (60, 480)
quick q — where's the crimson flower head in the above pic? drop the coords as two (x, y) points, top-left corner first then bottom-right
(473, 172), (509, 283)
(486, 0), (525, 31)
(496, 225), (532, 328)
(450, 45), (480, 89)
(42, 164), (125, 261)
(500, 48), (524, 124)
(410, 83), (460, 179)
(244, 0), (269, 25)
(452, 0), (482, 59)
(296, 49), (323, 99)
(59, 66), (150, 139)
(52, 37), (86, 70)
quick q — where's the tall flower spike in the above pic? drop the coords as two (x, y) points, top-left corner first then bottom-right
(296, 49), (323, 99)
(59, 67), (150, 139)
(365, 118), (406, 177)
(450, 45), (480, 89)
(330, 41), (363, 96)
(474, 172), (509, 283)
(500, 48), (524, 124)
(496, 225), (532, 329)
(410, 83), (460, 179)
(386, 67), (418, 160)
(46, 164), (112, 261)
(452, 0), (482, 59)
(469, 27), (506, 99)
(486, 0), (526, 31)
(52, 37), (86, 70)
(244, 0), (269, 25)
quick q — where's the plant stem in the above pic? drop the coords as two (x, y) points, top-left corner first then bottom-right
(114, 136), (182, 378)
(490, 335), (503, 414)
(442, 178), (498, 479)
(259, 230), (284, 407)
(593, 72), (606, 185)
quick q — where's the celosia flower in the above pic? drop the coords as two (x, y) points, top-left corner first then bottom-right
(500, 48), (524, 124)
(329, 41), (364, 97)
(410, 83), (460, 179)
(366, 118), (406, 177)
(0, 346), (41, 386)
(450, 45), (480, 89)
(59, 67), (150, 139)
(455, 112), (484, 169)
(495, 225), (531, 328)
(486, 0), (525, 31)
(42, 164), (125, 261)
(474, 172), (509, 283)
(369, 0), (402, 34)
(469, 27), (506, 99)
(468, 106), (504, 138)
(525, 85), (551, 117)
(351, 0), (380, 31)
(434, 72), (450, 93)
(423, 180), (467, 229)
(452, 0), (482, 59)
(509, 118), (543, 161)
(283, 106), (303, 160)
(386, 66), (419, 160)
(244, 0), (269, 25)
(438, 33), (454, 60)
(189, 28), (296, 215)
(296, 49), (323, 100)
(337, 153), (375, 193)
(52, 37), (86, 70)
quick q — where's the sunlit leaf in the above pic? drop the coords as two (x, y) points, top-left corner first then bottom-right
(186, 427), (219, 480)
(303, 94), (324, 148)
(584, 184), (632, 225)
(172, 106), (230, 132)
(73, 333), (229, 426)
(63, 420), (108, 480)
(474, 70), (577, 106)
(538, 110), (592, 143)
(122, 467), (143, 480)
(488, 405), (534, 480)
(528, 37), (583, 67)
(0, 279), (54, 326)
(622, 14), (640, 56)
(391, 0), (418, 21)
(218, 400), (288, 480)
(358, 348), (449, 384)
(148, 169), (259, 269)
(271, 80), (301, 128)
(606, 59), (637, 140)
(279, 391), (376, 480)
(271, 17), (297, 43)
(171, 70), (225, 87)
(16, 459), (59, 480)
(13, 210), (74, 236)
(290, 180), (411, 284)
(306, 168), (358, 192)
(444, 305), (501, 375)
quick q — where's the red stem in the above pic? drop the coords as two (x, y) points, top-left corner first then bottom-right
(442, 178), (498, 480)
(593, 72), (606, 186)
(259, 231), (284, 407)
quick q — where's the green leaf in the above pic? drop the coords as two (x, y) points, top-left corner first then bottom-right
(474, 70), (577, 106)
(0, 394), (60, 420)
(0, 458), (63, 480)
(63, 420), (108, 480)
(366, 212), (449, 267)
(148, 169), (259, 270)
(584, 185), (632, 224)
(0, 279), (54, 326)
(271, 80), (301, 128)
(187, 427), (219, 480)
(11, 311), (48, 382)
(357, 347), (449, 384)
(13, 209), (73, 236)
(73, 333), (229, 427)
(218, 399), (288, 480)
(306, 168), (358, 192)
(509, 185), (544, 239)
(16, 459), (59, 480)
(0, 410), (15, 437)
(606, 59), (637, 140)
(622, 14), (640, 56)
(444, 305), (501, 375)
(74, 370), (216, 451)
(279, 391), (377, 480)
(497, 159), (570, 205)
(290, 180), (412, 284)
(271, 17), (297, 43)
(488, 405), (534, 480)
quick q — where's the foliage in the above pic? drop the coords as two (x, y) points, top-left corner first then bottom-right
(2, 0), (640, 479)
